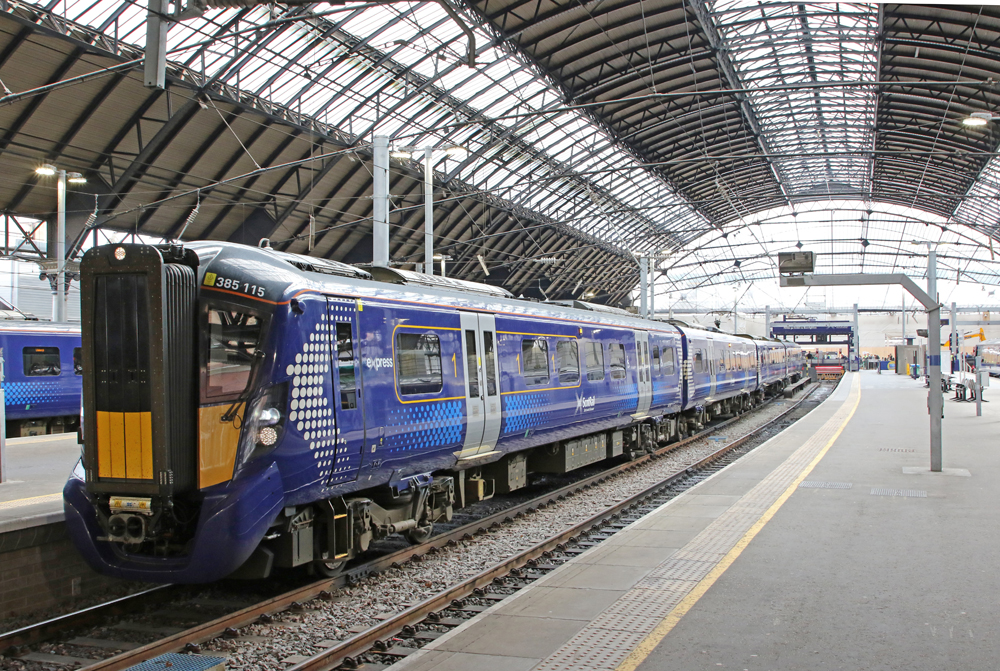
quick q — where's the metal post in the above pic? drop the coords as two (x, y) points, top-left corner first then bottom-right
(853, 303), (860, 372)
(902, 291), (906, 342)
(649, 263), (655, 319)
(372, 135), (389, 268)
(423, 146), (433, 275)
(951, 302), (959, 373)
(54, 170), (66, 323)
(765, 305), (771, 338)
(927, 248), (942, 472)
(975, 355), (983, 417)
(639, 256), (648, 318)
(144, 0), (169, 89)
(440, 256), (446, 278)
(734, 298), (738, 334)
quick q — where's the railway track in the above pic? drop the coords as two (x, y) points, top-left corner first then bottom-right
(0, 383), (824, 671)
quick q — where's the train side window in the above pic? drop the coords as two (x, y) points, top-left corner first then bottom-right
(585, 341), (605, 381)
(693, 349), (704, 374)
(609, 343), (627, 380)
(652, 346), (660, 374)
(483, 331), (498, 396)
(24, 347), (60, 376)
(335, 323), (357, 409)
(522, 339), (550, 386)
(662, 347), (676, 375)
(73, 347), (83, 375)
(396, 332), (443, 395)
(556, 339), (580, 384)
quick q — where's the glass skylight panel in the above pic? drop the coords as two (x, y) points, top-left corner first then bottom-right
(708, 2), (878, 199)
(659, 200), (1000, 292)
(954, 157), (1000, 236)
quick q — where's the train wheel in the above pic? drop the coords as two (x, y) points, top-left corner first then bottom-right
(312, 560), (346, 577)
(406, 524), (434, 544)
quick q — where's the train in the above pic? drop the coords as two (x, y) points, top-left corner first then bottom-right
(0, 322), (82, 436)
(63, 241), (805, 583)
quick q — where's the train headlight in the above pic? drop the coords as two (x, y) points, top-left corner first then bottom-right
(258, 426), (278, 446)
(236, 382), (288, 470)
(258, 408), (281, 426)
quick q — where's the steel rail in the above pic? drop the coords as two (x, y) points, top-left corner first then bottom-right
(0, 585), (181, 656)
(7, 384), (814, 670)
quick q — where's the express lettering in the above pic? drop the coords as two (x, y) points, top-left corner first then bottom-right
(365, 357), (394, 371)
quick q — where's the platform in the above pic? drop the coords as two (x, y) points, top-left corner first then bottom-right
(390, 371), (1000, 671)
(0, 433), (78, 532)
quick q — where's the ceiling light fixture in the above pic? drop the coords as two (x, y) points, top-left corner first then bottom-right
(962, 112), (996, 126)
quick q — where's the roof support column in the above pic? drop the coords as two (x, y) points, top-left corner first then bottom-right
(373, 135), (389, 267)
(424, 147), (434, 275)
(144, 0), (169, 89)
(639, 256), (648, 318)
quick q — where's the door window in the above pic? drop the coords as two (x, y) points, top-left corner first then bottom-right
(465, 330), (480, 398)
(483, 331), (498, 396)
(335, 322), (357, 409)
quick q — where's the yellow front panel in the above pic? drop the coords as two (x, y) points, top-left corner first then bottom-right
(109, 412), (126, 478)
(198, 404), (244, 489)
(140, 412), (153, 480)
(96, 410), (154, 481)
(96, 411), (112, 478)
(123, 413), (142, 479)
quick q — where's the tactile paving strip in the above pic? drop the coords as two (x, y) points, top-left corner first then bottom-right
(534, 375), (861, 671)
(0, 493), (62, 510)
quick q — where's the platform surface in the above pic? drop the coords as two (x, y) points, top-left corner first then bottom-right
(390, 372), (1000, 671)
(0, 433), (78, 531)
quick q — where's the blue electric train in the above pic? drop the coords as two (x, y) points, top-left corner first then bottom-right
(64, 242), (804, 583)
(0, 322), (82, 436)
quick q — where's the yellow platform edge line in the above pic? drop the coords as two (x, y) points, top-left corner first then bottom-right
(616, 375), (862, 671)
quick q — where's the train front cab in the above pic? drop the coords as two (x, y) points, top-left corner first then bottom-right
(64, 244), (284, 583)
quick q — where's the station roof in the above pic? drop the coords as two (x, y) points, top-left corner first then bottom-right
(1, 2), (1000, 306)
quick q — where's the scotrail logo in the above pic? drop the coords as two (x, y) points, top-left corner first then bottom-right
(575, 393), (596, 414)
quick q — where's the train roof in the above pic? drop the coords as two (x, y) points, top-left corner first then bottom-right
(165, 241), (686, 335)
(0, 321), (80, 334)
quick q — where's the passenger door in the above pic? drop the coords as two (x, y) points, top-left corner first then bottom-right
(326, 298), (366, 485)
(708, 339), (717, 398)
(634, 330), (652, 416)
(458, 313), (502, 458)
